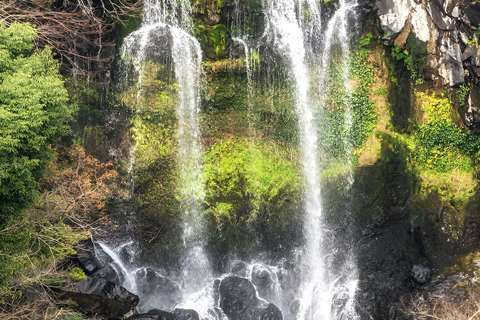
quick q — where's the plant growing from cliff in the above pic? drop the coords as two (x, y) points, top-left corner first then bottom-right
(413, 91), (480, 172)
(359, 32), (373, 47)
(459, 83), (470, 106)
(392, 36), (427, 81)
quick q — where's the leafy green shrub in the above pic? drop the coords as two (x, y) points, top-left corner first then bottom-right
(374, 87), (388, 95)
(359, 32), (373, 47)
(0, 23), (74, 225)
(391, 36), (427, 80)
(413, 91), (480, 172)
(68, 267), (87, 281)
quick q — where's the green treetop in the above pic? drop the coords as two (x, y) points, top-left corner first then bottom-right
(0, 23), (74, 225)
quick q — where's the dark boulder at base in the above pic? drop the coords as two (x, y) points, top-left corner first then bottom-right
(63, 276), (139, 319)
(174, 308), (200, 320)
(127, 309), (199, 320)
(251, 265), (276, 301)
(219, 276), (282, 320)
(127, 310), (175, 320)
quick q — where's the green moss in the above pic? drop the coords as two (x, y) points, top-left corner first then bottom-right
(203, 138), (301, 253)
(210, 24), (227, 58)
(319, 48), (377, 160)
(411, 91), (480, 173)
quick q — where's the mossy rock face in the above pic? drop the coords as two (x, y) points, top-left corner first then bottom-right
(202, 138), (302, 256)
(195, 23), (228, 59)
(203, 60), (248, 111)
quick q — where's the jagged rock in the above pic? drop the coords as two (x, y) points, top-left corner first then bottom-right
(426, 1), (455, 30)
(462, 45), (478, 61)
(412, 265), (431, 284)
(231, 261), (248, 277)
(123, 307), (199, 320)
(464, 2), (480, 26)
(465, 84), (480, 130)
(127, 310), (175, 320)
(134, 267), (181, 312)
(76, 240), (121, 283)
(378, 0), (431, 43)
(63, 276), (138, 319)
(219, 276), (282, 320)
(377, 0), (410, 40)
(437, 34), (465, 86)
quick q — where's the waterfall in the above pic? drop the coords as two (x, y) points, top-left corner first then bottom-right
(120, 0), (212, 305)
(99, 0), (362, 317)
(260, 0), (359, 319)
(261, 0), (326, 318)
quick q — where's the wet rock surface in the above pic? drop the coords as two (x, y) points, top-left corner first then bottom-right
(127, 310), (175, 320)
(219, 276), (283, 320)
(64, 277), (139, 319)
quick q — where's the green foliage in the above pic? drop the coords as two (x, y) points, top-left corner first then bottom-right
(68, 267), (87, 281)
(413, 91), (480, 172)
(417, 91), (452, 124)
(391, 36), (427, 80)
(0, 219), (88, 295)
(459, 83), (470, 106)
(0, 23), (74, 225)
(320, 48), (377, 159)
(123, 66), (180, 224)
(194, 23), (228, 59)
(203, 138), (300, 226)
(359, 32), (373, 47)
(374, 87), (388, 95)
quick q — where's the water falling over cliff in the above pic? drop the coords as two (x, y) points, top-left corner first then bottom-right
(100, 0), (363, 318)
(119, 0), (212, 310)
(259, 0), (359, 318)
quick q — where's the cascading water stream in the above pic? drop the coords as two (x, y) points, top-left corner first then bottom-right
(120, 0), (212, 308)
(260, 0), (359, 318)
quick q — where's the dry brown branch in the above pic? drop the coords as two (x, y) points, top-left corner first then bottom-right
(402, 285), (480, 320)
(0, 0), (142, 75)
(0, 145), (120, 319)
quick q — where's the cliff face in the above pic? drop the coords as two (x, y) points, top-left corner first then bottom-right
(378, 0), (480, 130)
(65, 0), (480, 318)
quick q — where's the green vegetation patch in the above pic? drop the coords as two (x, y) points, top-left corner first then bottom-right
(0, 23), (74, 225)
(413, 91), (480, 173)
(203, 138), (301, 226)
(319, 43), (377, 160)
(203, 138), (302, 253)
